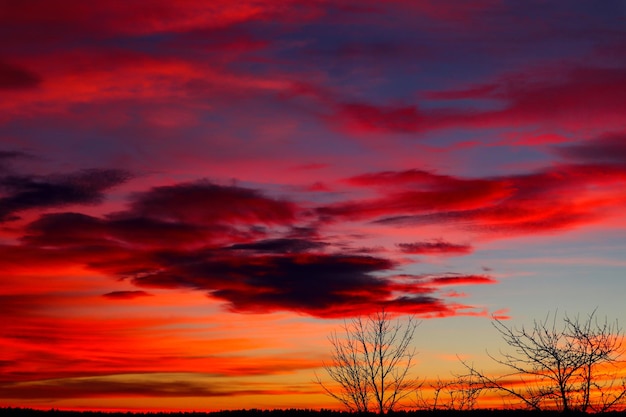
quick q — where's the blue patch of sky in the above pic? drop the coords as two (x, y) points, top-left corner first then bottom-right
(421, 233), (626, 320)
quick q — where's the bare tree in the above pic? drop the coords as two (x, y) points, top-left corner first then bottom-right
(416, 377), (450, 411)
(462, 310), (626, 412)
(446, 372), (484, 410)
(416, 372), (483, 411)
(316, 310), (421, 414)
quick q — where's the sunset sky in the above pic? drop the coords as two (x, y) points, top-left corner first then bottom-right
(2, 0), (626, 411)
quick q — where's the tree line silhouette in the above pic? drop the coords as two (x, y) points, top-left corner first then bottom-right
(3, 408), (626, 417)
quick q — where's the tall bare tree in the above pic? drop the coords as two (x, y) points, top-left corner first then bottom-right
(316, 310), (421, 414)
(462, 310), (626, 412)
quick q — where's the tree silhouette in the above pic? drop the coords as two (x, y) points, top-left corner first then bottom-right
(315, 310), (421, 414)
(416, 372), (484, 411)
(462, 310), (626, 412)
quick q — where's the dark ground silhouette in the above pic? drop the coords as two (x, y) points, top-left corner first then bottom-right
(3, 409), (626, 417)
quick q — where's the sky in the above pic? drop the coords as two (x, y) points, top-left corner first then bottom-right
(1, 0), (626, 412)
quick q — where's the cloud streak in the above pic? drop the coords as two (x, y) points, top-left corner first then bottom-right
(397, 240), (473, 255)
(323, 160), (626, 237)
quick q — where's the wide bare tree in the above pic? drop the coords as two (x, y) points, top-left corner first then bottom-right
(462, 310), (626, 412)
(316, 310), (421, 414)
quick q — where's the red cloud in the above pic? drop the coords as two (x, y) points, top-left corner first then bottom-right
(388, 273), (497, 295)
(427, 274), (496, 286)
(0, 0), (321, 40)
(333, 102), (423, 133)
(0, 367), (320, 400)
(319, 175), (513, 221)
(346, 169), (457, 188)
(102, 291), (153, 300)
(397, 240), (472, 255)
(324, 163), (626, 236)
(0, 61), (41, 90)
(0, 293), (324, 388)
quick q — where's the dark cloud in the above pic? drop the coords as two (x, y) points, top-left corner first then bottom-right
(0, 169), (131, 222)
(555, 131), (626, 164)
(0, 376), (308, 399)
(224, 238), (328, 253)
(12, 197), (453, 318)
(22, 212), (107, 246)
(0, 150), (30, 161)
(23, 211), (235, 249)
(129, 252), (398, 317)
(0, 61), (41, 89)
(5, 163), (500, 319)
(397, 240), (472, 255)
(102, 291), (153, 300)
(0, 150), (33, 173)
(126, 180), (296, 225)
